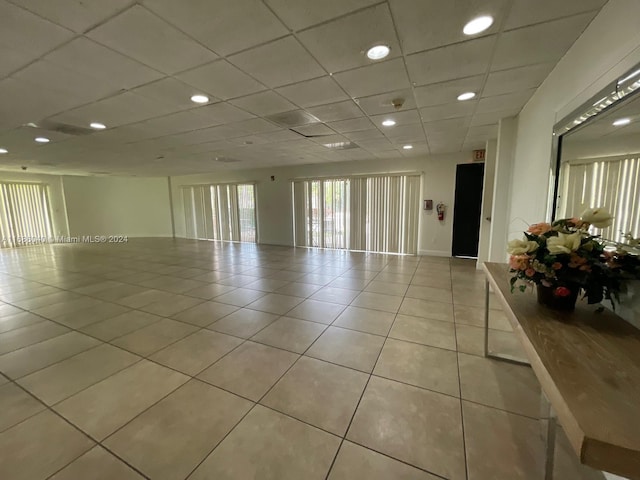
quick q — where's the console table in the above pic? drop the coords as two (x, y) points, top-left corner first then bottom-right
(483, 262), (640, 480)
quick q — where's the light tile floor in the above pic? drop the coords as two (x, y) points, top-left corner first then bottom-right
(0, 239), (606, 480)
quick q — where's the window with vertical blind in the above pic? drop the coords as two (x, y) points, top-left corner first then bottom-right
(182, 183), (256, 243)
(292, 174), (421, 254)
(0, 182), (54, 248)
(558, 156), (640, 241)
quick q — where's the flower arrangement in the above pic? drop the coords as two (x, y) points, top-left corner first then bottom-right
(507, 208), (640, 310)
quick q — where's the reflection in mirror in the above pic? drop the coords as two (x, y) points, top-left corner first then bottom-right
(555, 76), (640, 249)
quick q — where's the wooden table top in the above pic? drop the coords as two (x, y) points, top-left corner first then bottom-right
(483, 262), (640, 480)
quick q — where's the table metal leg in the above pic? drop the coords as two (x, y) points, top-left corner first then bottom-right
(540, 393), (557, 480)
(484, 280), (530, 366)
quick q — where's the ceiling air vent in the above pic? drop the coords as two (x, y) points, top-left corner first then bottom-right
(265, 110), (320, 128)
(322, 141), (360, 150)
(37, 120), (94, 136)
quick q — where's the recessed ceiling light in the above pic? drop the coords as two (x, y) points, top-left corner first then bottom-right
(463, 15), (494, 35)
(190, 94), (209, 104)
(613, 118), (631, 126)
(0, 148), (7, 154)
(382, 119), (396, 127)
(403, 145), (413, 150)
(457, 92), (476, 101)
(35, 137), (50, 143)
(90, 122), (106, 130)
(366, 44), (390, 60)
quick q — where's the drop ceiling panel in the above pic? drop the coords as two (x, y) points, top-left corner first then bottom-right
(382, 124), (426, 141)
(265, 0), (379, 31)
(307, 100), (362, 122)
(406, 36), (495, 86)
(230, 91), (297, 116)
(328, 117), (375, 133)
(44, 38), (163, 90)
(87, 5), (218, 74)
(390, 0), (507, 54)
(198, 102), (255, 124)
(505, 0), (607, 30)
(8, 0), (134, 33)
(483, 63), (554, 97)
(491, 12), (597, 71)
(293, 123), (336, 137)
(343, 129), (385, 141)
(276, 76), (348, 108)
(131, 78), (208, 112)
(423, 117), (471, 135)
(419, 102), (476, 122)
(414, 75), (484, 108)
(355, 89), (416, 116)
(229, 36), (325, 88)
(333, 58), (410, 98)
(470, 108), (520, 127)
(50, 92), (175, 128)
(142, 0), (289, 56)
(369, 109), (421, 127)
(297, 4), (400, 74)
(0, 1), (74, 78)
(475, 89), (536, 114)
(177, 60), (267, 101)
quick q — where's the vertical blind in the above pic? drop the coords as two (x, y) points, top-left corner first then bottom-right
(293, 174), (420, 254)
(559, 157), (640, 241)
(0, 182), (54, 248)
(182, 183), (256, 243)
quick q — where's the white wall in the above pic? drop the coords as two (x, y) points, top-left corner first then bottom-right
(170, 152), (475, 256)
(63, 176), (173, 238)
(0, 170), (69, 237)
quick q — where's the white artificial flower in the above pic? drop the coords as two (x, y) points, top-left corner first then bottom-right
(580, 207), (613, 228)
(507, 238), (538, 255)
(547, 232), (582, 255)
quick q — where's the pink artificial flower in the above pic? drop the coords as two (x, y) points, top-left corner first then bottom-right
(509, 255), (529, 271)
(528, 223), (552, 235)
(551, 262), (563, 270)
(525, 268), (536, 277)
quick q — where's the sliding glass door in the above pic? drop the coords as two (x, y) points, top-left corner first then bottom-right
(293, 174), (420, 254)
(182, 183), (257, 243)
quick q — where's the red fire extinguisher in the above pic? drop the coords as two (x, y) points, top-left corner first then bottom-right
(436, 202), (445, 221)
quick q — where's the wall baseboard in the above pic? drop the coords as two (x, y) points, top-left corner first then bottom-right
(418, 249), (451, 257)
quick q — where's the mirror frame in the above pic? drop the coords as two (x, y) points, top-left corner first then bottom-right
(549, 62), (640, 221)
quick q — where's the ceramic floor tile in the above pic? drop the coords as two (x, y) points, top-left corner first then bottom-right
(0, 410), (94, 480)
(328, 441), (440, 480)
(0, 382), (45, 432)
(347, 376), (466, 480)
(117, 289), (168, 308)
(332, 306), (395, 336)
(454, 304), (513, 331)
(189, 405), (340, 480)
(410, 275), (452, 289)
(18, 344), (140, 405)
(54, 360), (189, 440)
(389, 314), (457, 350)
(50, 446), (145, 480)
(244, 278), (291, 292)
(150, 329), (243, 375)
(251, 316), (326, 353)
(54, 302), (130, 329)
(351, 291), (403, 313)
(208, 308), (279, 338)
(364, 281), (409, 297)
(455, 323), (525, 358)
(328, 277), (370, 290)
(274, 282), (321, 297)
(0, 321), (69, 355)
(458, 353), (540, 417)
(246, 293), (304, 315)
(310, 286), (360, 305)
(139, 294), (204, 316)
(374, 338), (460, 396)
(399, 297), (454, 322)
(215, 288), (267, 307)
(306, 326), (385, 373)
(32, 296), (104, 320)
(105, 380), (252, 480)
(286, 299), (346, 324)
(80, 310), (161, 341)
(405, 285), (453, 303)
(172, 301), (238, 326)
(111, 318), (198, 356)
(0, 311), (46, 334)
(0, 331), (100, 379)
(184, 283), (237, 299)
(198, 341), (298, 401)
(262, 356), (368, 435)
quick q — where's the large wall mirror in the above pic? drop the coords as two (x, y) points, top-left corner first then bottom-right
(551, 63), (640, 250)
